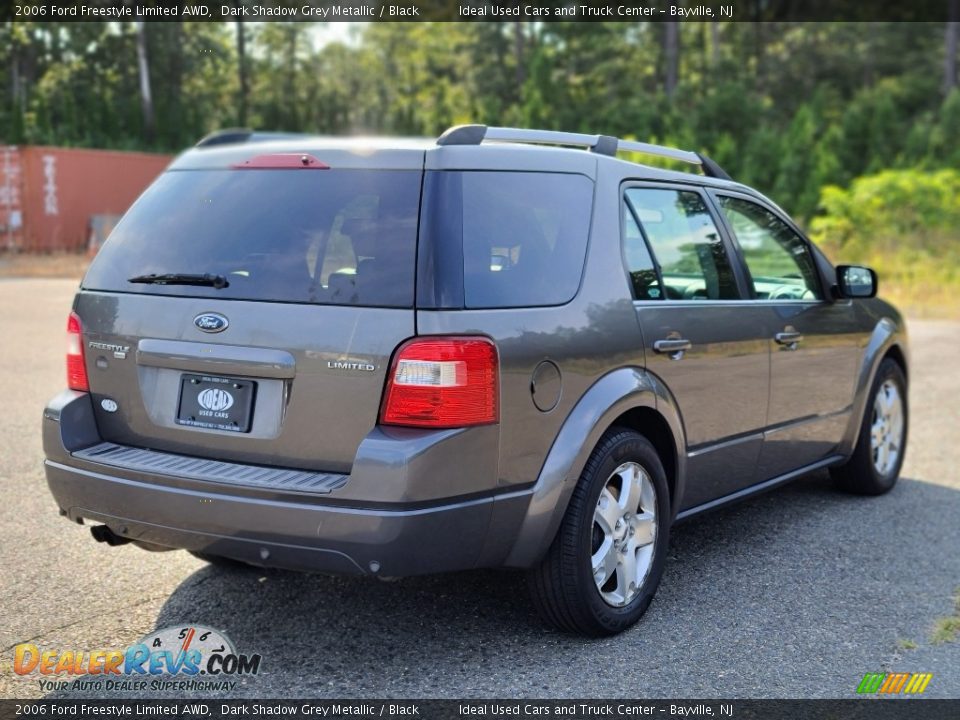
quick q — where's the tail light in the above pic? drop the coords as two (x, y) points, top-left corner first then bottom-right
(380, 337), (499, 428)
(66, 311), (89, 392)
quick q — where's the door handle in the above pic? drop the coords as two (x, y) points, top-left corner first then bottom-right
(774, 331), (803, 350)
(654, 338), (692, 360)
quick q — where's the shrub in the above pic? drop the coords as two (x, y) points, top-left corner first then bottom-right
(810, 169), (960, 316)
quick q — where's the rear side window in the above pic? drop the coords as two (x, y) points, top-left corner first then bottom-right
(420, 171), (594, 309)
(624, 187), (740, 301)
(83, 169), (421, 307)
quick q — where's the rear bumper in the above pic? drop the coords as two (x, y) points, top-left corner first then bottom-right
(43, 391), (532, 577)
(44, 459), (523, 576)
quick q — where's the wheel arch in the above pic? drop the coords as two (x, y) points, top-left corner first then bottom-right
(838, 316), (909, 457)
(502, 367), (686, 568)
(607, 406), (679, 514)
(883, 343), (908, 382)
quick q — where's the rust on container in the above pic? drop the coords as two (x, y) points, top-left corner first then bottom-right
(0, 145), (172, 253)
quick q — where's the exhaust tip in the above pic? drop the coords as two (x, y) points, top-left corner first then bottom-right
(90, 524), (131, 547)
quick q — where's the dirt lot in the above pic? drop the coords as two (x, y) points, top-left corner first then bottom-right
(0, 279), (957, 700)
(0, 252), (89, 279)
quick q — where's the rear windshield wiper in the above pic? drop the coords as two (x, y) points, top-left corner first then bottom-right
(127, 273), (229, 289)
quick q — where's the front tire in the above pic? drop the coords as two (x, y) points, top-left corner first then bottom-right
(527, 428), (671, 636)
(831, 358), (908, 495)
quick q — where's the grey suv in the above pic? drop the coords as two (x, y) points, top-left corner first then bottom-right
(43, 125), (908, 636)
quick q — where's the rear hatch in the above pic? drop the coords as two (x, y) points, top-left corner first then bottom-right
(76, 145), (424, 473)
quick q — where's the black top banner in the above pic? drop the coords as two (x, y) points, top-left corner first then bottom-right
(2, 700), (960, 720)
(6, 0), (960, 23)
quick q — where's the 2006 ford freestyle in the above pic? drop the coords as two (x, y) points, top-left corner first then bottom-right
(43, 125), (908, 635)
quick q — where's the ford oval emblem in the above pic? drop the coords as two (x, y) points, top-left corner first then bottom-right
(194, 312), (229, 333)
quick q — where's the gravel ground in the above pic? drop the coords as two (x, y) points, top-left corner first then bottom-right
(0, 279), (957, 700)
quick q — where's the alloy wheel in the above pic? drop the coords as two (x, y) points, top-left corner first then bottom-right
(591, 461), (658, 607)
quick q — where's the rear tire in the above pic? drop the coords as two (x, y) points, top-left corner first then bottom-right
(527, 428), (671, 636)
(831, 358), (908, 496)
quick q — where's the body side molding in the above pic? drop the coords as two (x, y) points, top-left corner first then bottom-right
(675, 455), (844, 522)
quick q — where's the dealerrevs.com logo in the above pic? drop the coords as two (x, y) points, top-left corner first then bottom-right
(13, 625), (261, 693)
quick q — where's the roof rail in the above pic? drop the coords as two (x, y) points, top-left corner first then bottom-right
(436, 124), (731, 180)
(195, 129), (312, 149)
(196, 128), (255, 148)
(438, 124), (617, 154)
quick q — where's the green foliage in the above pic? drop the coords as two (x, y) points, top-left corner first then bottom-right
(811, 169), (960, 315)
(813, 169), (960, 248)
(1, 21), (958, 311)
(1, 23), (955, 170)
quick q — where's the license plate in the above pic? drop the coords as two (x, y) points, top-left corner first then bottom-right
(176, 374), (256, 433)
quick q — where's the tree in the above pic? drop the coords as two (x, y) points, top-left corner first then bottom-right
(709, 23), (720, 70)
(513, 21), (526, 90)
(134, 21), (155, 144)
(0, 19), (956, 198)
(235, 18), (249, 126)
(946, 0), (959, 95)
(663, 22), (679, 99)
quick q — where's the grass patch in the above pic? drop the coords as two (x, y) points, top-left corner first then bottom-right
(896, 638), (918, 650)
(932, 618), (960, 645)
(930, 588), (960, 645)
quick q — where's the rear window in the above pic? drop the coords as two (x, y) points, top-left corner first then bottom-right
(419, 171), (594, 309)
(83, 169), (421, 307)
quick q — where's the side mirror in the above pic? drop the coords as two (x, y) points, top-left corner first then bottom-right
(836, 265), (877, 299)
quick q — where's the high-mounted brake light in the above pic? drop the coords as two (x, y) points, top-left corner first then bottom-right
(380, 337), (499, 428)
(231, 153), (329, 170)
(66, 311), (89, 392)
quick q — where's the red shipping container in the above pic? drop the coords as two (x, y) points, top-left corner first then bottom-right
(0, 145), (172, 253)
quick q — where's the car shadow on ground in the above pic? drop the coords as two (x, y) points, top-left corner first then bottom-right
(130, 471), (960, 697)
(33, 471), (956, 700)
